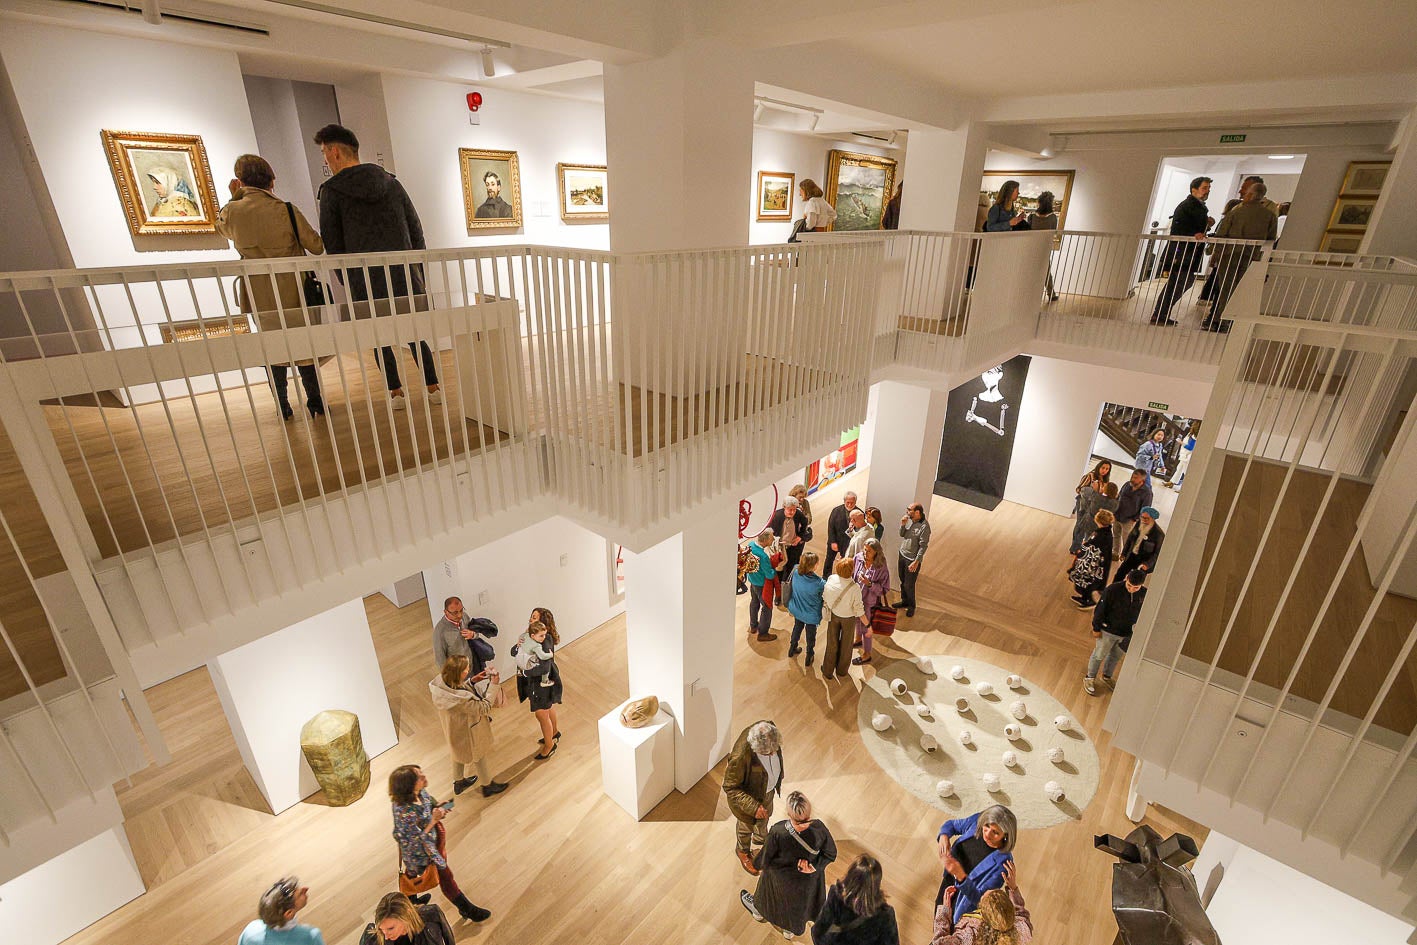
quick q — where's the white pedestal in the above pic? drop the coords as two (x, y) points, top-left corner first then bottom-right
(379, 573), (427, 608)
(598, 703), (675, 820)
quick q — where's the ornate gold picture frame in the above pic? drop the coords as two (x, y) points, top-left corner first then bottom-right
(101, 130), (219, 236)
(824, 150), (897, 231)
(557, 163), (608, 222)
(756, 170), (795, 222)
(459, 148), (523, 230)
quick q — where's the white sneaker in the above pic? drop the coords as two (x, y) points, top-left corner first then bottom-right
(391, 393), (406, 411)
(428, 388), (443, 405)
(740, 890), (764, 922)
(1083, 677), (1097, 695)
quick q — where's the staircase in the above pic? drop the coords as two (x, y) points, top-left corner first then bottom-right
(1099, 403), (1194, 472)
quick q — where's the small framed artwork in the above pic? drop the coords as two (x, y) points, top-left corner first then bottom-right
(755, 171), (795, 222)
(556, 163), (608, 222)
(1327, 196), (1377, 232)
(101, 130), (220, 236)
(825, 150), (898, 231)
(1340, 161), (1391, 196)
(459, 148), (522, 229)
(1319, 231), (1364, 254)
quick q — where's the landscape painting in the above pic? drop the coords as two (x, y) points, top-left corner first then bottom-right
(557, 162), (608, 222)
(825, 150), (897, 231)
(756, 170), (795, 222)
(102, 130), (219, 236)
(980, 170), (1076, 231)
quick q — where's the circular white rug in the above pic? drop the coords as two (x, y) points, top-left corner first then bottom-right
(856, 654), (1099, 828)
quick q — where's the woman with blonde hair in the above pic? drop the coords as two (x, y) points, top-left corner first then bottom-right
(789, 483), (814, 529)
(929, 863), (1032, 944)
(428, 655), (507, 798)
(359, 892), (454, 945)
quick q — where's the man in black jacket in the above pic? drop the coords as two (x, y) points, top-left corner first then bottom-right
(766, 497), (809, 606)
(314, 123), (440, 408)
(1086, 569), (1147, 694)
(1113, 469), (1152, 560)
(1150, 176), (1212, 326)
(1116, 507), (1165, 579)
(822, 491), (859, 577)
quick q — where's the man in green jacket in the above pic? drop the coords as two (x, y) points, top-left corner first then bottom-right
(723, 720), (785, 875)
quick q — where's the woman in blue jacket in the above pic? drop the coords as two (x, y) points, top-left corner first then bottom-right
(745, 529), (778, 641)
(786, 551), (826, 667)
(984, 181), (1027, 232)
(1134, 428), (1169, 484)
(934, 805), (1018, 930)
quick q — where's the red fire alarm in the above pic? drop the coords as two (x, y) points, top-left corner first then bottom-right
(466, 92), (483, 112)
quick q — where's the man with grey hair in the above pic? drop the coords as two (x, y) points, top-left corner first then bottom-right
(723, 720), (785, 876)
(824, 491), (860, 577)
(767, 497), (809, 607)
(238, 876), (324, 945)
(845, 508), (871, 558)
(1204, 179), (1278, 332)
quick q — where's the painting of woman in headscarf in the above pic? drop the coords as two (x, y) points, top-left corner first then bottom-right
(102, 130), (219, 236)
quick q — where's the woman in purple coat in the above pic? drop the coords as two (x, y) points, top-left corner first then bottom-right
(852, 539), (890, 666)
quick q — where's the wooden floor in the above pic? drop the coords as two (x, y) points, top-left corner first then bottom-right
(63, 475), (1202, 945)
(1185, 454), (1417, 733)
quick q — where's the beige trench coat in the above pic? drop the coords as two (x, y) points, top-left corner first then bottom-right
(428, 676), (494, 765)
(214, 187), (324, 334)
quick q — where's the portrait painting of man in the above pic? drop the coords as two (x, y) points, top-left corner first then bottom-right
(460, 148), (522, 229)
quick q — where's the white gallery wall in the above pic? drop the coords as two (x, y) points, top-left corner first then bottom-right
(1000, 355), (1213, 517)
(420, 515), (624, 685)
(208, 598), (398, 814)
(0, 20), (253, 268)
(380, 75), (608, 252)
(748, 128), (895, 245)
(0, 827), (145, 945)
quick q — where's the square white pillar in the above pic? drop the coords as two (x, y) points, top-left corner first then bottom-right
(598, 701), (676, 819)
(622, 503), (738, 793)
(209, 597), (398, 814)
(859, 380), (950, 558)
(900, 122), (991, 233)
(0, 827), (144, 945)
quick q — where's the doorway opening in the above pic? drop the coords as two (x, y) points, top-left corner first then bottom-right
(1085, 402), (1200, 524)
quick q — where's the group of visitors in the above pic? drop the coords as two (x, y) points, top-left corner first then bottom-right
(742, 489), (930, 671)
(981, 180), (1061, 301)
(1151, 174), (1280, 331)
(216, 123), (445, 421)
(724, 721), (1033, 943)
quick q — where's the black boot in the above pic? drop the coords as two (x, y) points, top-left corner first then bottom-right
(453, 775), (478, 795)
(451, 893), (491, 922)
(270, 365), (293, 420)
(409, 893), (432, 906)
(298, 363), (324, 416)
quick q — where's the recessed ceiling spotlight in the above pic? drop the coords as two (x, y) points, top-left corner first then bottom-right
(1268, 154), (1295, 159)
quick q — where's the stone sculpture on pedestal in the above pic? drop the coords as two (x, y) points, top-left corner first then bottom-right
(300, 709), (370, 806)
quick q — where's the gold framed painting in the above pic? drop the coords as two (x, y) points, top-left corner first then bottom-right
(1340, 160), (1390, 197)
(459, 148), (522, 230)
(1327, 196), (1377, 232)
(755, 170), (795, 222)
(824, 150), (897, 231)
(979, 169), (1076, 230)
(557, 163), (608, 222)
(1319, 231), (1364, 254)
(101, 130), (219, 236)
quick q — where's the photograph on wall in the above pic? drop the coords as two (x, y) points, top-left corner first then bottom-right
(1319, 231), (1364, 254)
(1327, 196), (1376, 231)
(1340, 160), (1391, 196)
(825, 150), (897, 231)
(459, 148), (523, 229)
(557, 162), (608, 222)
(101, 130), (219, 236)
(980, 170), (1076, 230)
(756, 170), (795, 222)
(805, 425), (861, 495)
(934, 355), (1032, 511)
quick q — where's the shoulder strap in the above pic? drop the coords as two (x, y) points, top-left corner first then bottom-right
(782, 821), (820, 857)
(284, 202), (308, 257)
(829, 581), (855, 612)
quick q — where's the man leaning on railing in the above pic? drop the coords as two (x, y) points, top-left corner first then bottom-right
(1203, 181), (1278, 333)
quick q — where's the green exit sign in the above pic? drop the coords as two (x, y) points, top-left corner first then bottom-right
(1219, 134), (1247, 143)
(1148, 401), (1170, 411)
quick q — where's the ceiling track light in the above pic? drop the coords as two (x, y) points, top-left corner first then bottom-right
(479, 46), (496, 77)
(753, 101), (765, 122)
(808, 113), (820, 131)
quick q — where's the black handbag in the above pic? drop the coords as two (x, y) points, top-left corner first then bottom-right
(285, 202), (327, 308)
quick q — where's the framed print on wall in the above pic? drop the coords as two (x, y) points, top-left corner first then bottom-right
(755, 170), (795, 222)
(1340, 161), (1391, 196)
(979, 170), (1076, 231)
(557, 163), (608, 222)
(824, 150), (897, 231)
(1327, 196), (1377, 232)
(1319, 231), (1364, 254)
(101, 130), (220, 236)
(459, 148), (523, 229)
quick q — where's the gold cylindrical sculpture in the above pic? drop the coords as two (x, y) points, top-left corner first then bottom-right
(300, 709), (370, 806)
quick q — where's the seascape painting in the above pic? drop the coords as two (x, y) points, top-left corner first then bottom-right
(825, 150), (897, 231)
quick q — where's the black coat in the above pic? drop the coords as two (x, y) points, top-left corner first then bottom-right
(754, 820), (838, 935)
(1093, 581), (1147, 639)
(1119, 522), (1166, 574)
(318, 163), (426, 301)
(768, 508), (809, 548)
(811, 885), (899, 945)
(1162, 193), (1210, 272)
(827, 504), (854, 553)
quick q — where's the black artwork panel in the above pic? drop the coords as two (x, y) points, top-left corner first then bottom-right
(933, 355), (1032, 511)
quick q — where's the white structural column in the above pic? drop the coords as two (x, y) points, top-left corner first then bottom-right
(603, 39), (755, 251)
(859, 380), (950, 559)
(1362, 106), (1417, 261)
(899, 122), (991, 232)
(209, 598), (398, 814)
(0, 826), (145, 945)
(623, 503), (739, 794)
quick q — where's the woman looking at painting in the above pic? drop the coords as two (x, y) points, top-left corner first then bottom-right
(789, 179), (837, 242)
(984, 180), (1028, 232)
(216, 154), (326, 421)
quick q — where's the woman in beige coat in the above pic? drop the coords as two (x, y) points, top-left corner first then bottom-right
(428, 656), (508, 798)
(214, 154), (326, 420)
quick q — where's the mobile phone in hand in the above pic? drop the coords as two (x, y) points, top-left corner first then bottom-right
(437, 798), (455, 810)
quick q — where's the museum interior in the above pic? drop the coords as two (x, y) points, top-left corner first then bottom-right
(2, 1), (1417, 943)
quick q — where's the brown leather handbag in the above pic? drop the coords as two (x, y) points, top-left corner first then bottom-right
(397, 822), (444, 895)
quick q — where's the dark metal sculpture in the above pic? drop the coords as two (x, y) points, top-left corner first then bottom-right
(1095, 825), (1222, 945)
